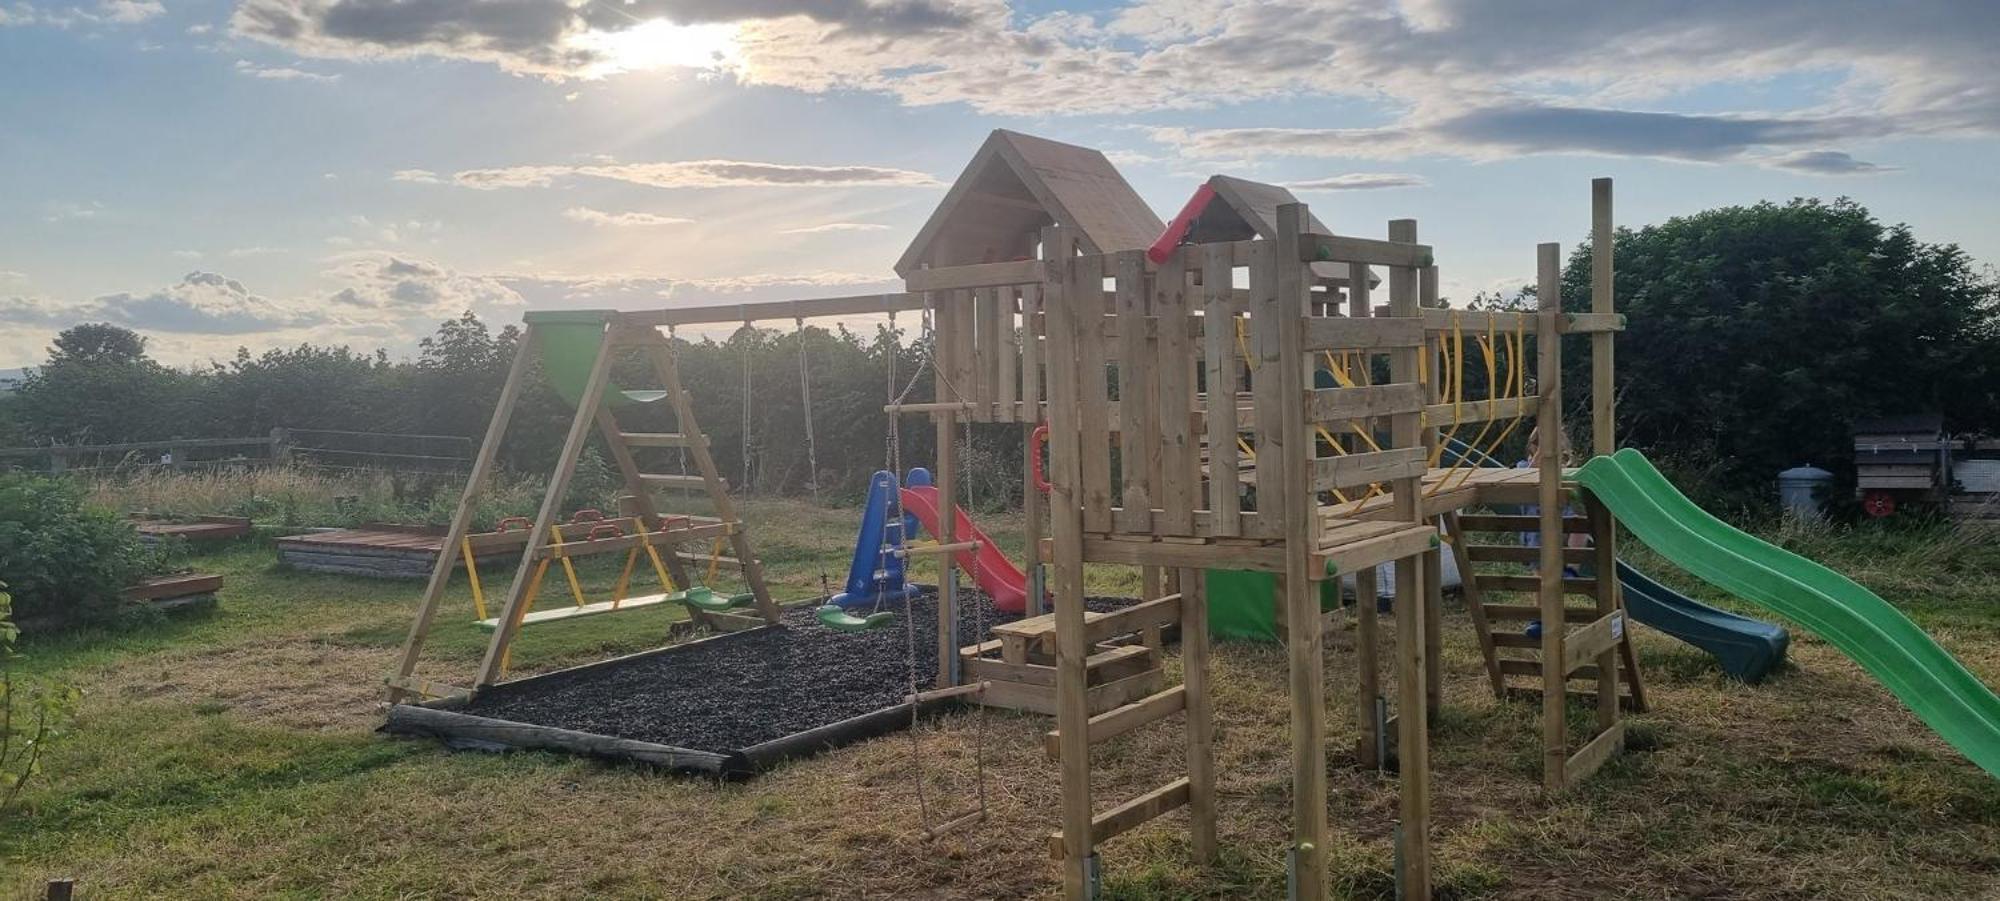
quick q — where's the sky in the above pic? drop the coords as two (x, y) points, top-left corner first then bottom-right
(4, 0), (1998, 369)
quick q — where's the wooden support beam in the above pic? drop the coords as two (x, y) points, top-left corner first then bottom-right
(1312, 446), (1428, 493)
(1303, 317), (1425, 350)
(1041, 226), (1097, 897)
(1474, 575), (1601, 595)
(1563, 721), (1626, 789)
(1456, 514), (1592, 533)
(390, 329), (536, 702)
(618, 432), (705, 447)
(1562, 611), (1626, 676)
(1276, 204), (1331, 899)
(615, 292), (926, 328)
(1042, 685), (1185, 759)
(1306, 383), (1424, 422)
(1181, 567), (1217, 862)
(1299, 234), (1432, 268)
(1048, 778), (1192, 859)
(1535, 241), (1568, 793)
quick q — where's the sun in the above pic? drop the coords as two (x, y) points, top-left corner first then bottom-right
(571, 19), (742, 78)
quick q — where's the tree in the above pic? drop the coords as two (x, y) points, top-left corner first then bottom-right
(13, 323), (188, 445)
(1558, 197), (2000, 509)
(48, 322), (149, 366)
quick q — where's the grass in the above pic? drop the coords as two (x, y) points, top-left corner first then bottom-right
(4, 491), (2000, 899)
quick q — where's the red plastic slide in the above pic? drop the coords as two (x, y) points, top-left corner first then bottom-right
(899, 485), (1033, 614)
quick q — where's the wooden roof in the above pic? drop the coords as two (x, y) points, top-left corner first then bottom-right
(1186, 176), (1369, 284)
(895, 130), (1163, 277)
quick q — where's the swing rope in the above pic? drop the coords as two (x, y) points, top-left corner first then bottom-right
(883, 293), (989, 839)
(797, 317), (837, 605)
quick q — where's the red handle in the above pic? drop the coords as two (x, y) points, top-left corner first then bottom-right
(496, 516), (531, 532)
(1031, 423), (1051, 494)
(570, 508), (605, 523)
(587, 523), (626, 541)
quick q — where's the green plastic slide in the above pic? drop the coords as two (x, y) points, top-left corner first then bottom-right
(1575, 448), (2000, 778)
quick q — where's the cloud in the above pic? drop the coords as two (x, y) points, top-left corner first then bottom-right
(171, 250), (205, 260)
(0, 270), (26, 283)
(391, 168), (444, 184)
(1149, 99), (1901, 166)
(235, 59), (342, 81)
(3, 0), (162, 27)
(1764, 149), (1899, 175)
(323, 252), (524, 314)
(226, 1), (2000, 170)
(336, 214), (444, 245)
(446, 159), (941, 190)
(225, 246), (290, 258)
(231, 0), (974, 78)
(86, 272), (319, 334)
(563, 207), (696, 227)
(779, 222), (892, 234)
(0, 294), (74, 326)
(97, 0), (160, 23)
(44, 200), (105, 223)
(1286, 173), (1430, 191)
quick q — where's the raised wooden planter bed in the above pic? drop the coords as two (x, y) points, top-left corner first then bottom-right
(122, 572), (223, 613)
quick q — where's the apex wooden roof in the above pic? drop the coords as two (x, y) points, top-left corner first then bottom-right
(1186, 176), (1369, 284)
(895, 130), (1164, 277)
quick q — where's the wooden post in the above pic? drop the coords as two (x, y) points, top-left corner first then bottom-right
(389, 328), (537, 701)
(1347, 242), (1384, 770)
(45, 880), (74, 901)
(1181, 566), (1216, 862)
(1399, 220), (1444, 712)
(1042, 226), (1096, 897)
(1590, 178), (1615, 458)
(1536, 242), (1567, 792)
(1387, 218), (1431, 898)
(1272, 204), (1328, 900)
(1024, 422), (1044, 616)
(475, 324), (620, 688)
(936, 408), (959, 688)
(1353, 567), (1382, 768)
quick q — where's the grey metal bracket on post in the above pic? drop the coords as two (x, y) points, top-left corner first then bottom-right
(1374, 696), (1390, 769)
(1393, 822), (1406, 900)
(1028, 562), (1047, 617)
(1085, 852), (1102, 899)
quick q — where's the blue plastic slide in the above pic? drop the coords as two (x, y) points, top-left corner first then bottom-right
(828, 470), (922, 609)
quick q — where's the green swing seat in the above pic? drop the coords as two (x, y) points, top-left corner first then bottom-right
(815, 604), (895, 633)
(674, 586), (757, 612)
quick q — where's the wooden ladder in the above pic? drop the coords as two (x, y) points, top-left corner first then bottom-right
(1038, 571), (1216, 882)
(600, 331), (779, 626)
(1448, 501), (1646, 790)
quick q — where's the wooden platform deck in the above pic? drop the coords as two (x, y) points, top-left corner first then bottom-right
(133, 515), (252, 543)
(277, 523), (527, 579)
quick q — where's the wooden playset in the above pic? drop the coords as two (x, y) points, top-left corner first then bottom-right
(382, 130), (1644, 900)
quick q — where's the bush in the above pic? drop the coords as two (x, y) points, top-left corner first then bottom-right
(0, 474), (162, 630)
(1, 582), (78, 817)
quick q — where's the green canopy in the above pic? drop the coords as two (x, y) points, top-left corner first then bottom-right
(526, 312), (669, 409)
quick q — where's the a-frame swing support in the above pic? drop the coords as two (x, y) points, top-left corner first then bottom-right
(387, 314), (783, 702)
